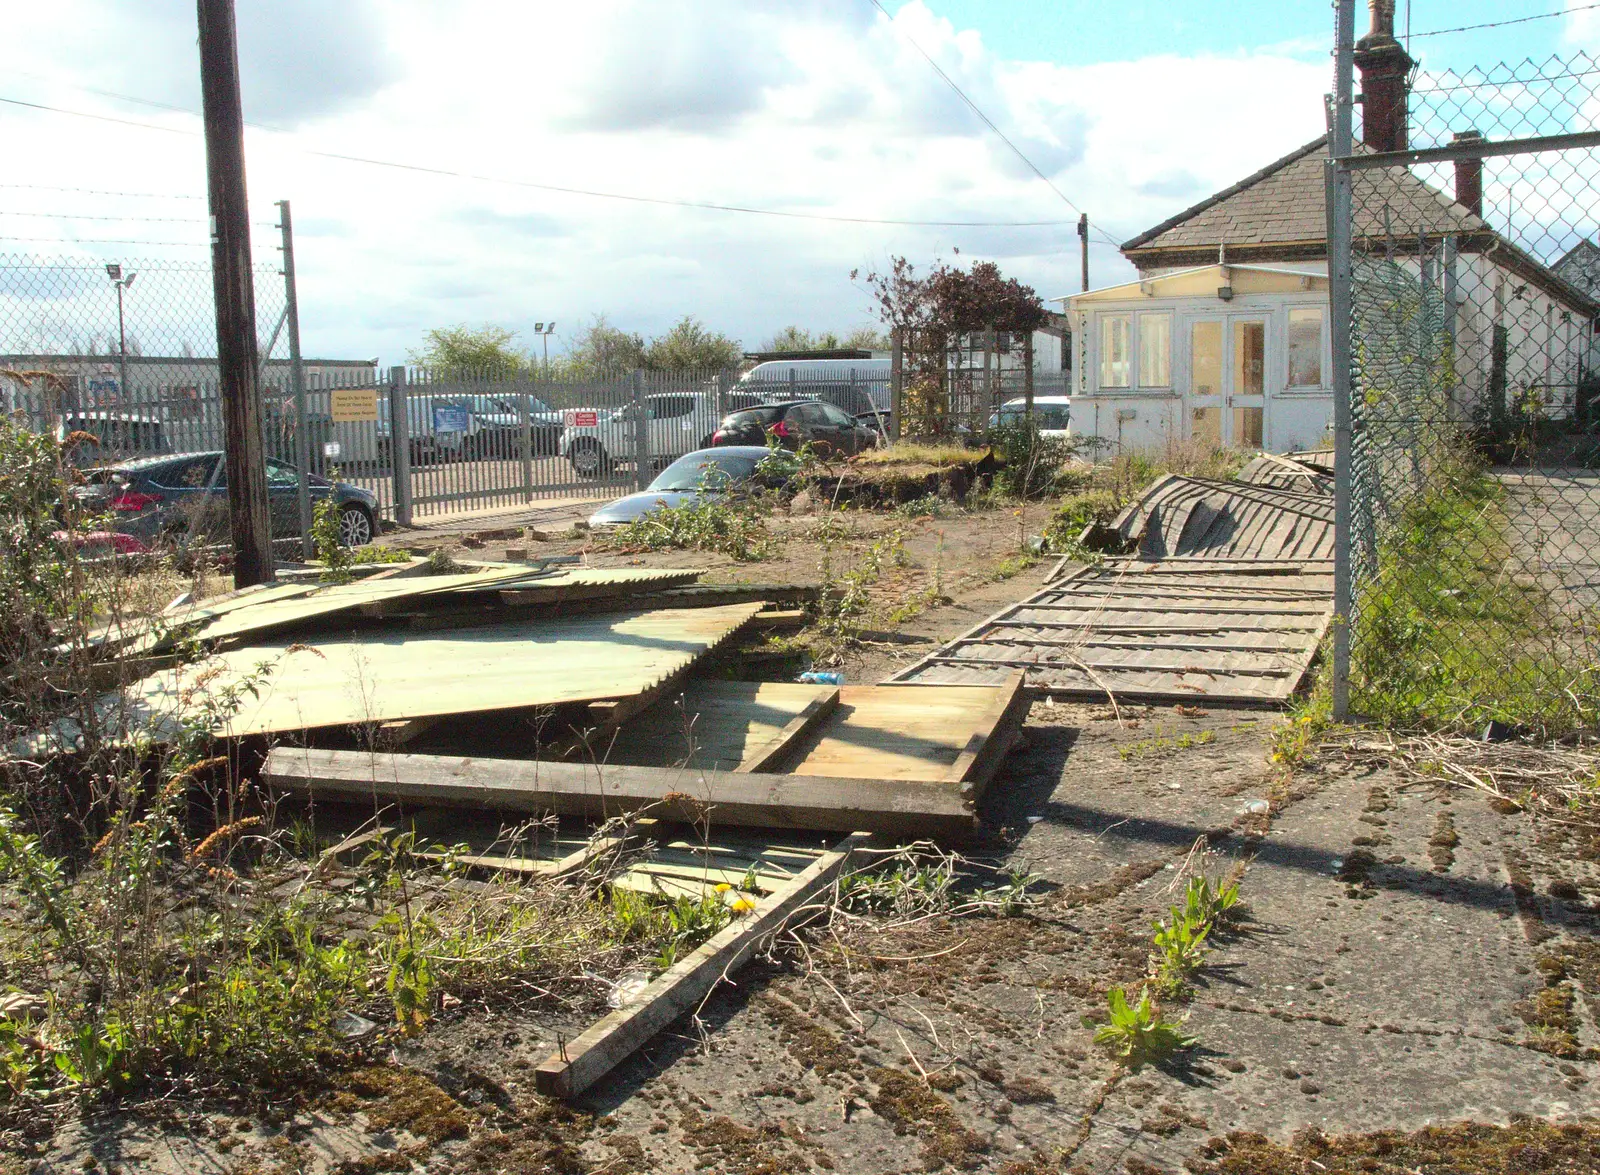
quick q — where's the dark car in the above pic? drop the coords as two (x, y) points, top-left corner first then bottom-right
(709, 399), (877, 456)
(73, 452), (381, 547)
(60, 412), (172, 467)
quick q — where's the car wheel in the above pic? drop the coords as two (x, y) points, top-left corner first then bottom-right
(570, 440), (609, 478)
(338, 504), (374, 547)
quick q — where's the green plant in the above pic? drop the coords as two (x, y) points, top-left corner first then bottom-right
(603, 497), (776, 561)
(349, 545), (412, 566)
(425, 547), (466, 574)
(1150, 908), (1210, 995)
(310, 481), (353, 583)
(987, 418), (1077, 499)
(811, 527), (905, 662)
(1089, 986), (1195, 1065)
(1181, 874), (1242, 930)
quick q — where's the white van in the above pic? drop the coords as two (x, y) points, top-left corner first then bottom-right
(737, 358), (890, 416)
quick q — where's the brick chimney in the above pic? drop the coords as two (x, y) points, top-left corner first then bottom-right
(1354, 0), (1414, 152)
(1453, 130), (1485, 218)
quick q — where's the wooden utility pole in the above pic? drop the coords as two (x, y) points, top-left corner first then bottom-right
(198, 0), (273, 587)
(1078, 214), (1090, 292)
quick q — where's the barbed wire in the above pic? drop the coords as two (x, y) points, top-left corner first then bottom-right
(1411, 3), (1600, 39)
(0, 182), (205, 200)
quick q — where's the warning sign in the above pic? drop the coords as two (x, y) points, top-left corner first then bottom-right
(565, 409), (600, 428)
(330, 388), (379, 423)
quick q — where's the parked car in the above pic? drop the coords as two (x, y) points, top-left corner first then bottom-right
(60, 412), (172, 467)
(987, 395), (1071, 438)
(736, 358), (890, 417)
(709, 399), (878, 457)
(376, 393), (492, 465)
(73, 452), (380, 547)
(560, 392), (721, 478)
(459, 394), (565, 457)
(587, 446), (781, 527)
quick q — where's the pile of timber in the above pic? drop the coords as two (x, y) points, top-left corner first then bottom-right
(65, 559), (1034, 1098)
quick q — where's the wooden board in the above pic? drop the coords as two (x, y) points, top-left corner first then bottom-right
(601, 681), (838, 774)
(614, 833), (832, 899)
(263, 748), (977, 840)
(114, 603), (764, 741)
(535, 832), (870, 1098)
(783, 676), (1028, 800)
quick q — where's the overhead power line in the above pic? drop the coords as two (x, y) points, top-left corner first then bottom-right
(0, 92), (1075, 230)
(863, 0), (1121, 248)
(1411, 3), (1600, 38)
(0, 182), (204, 200)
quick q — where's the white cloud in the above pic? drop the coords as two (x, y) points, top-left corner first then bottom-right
(0, 0), (1331, 362)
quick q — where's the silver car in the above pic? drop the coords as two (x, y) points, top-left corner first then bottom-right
(587, 446), (781, 526)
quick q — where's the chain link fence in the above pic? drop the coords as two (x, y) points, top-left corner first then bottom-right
(1333, 19), (1600, 733)
(0, 251), (389, 527)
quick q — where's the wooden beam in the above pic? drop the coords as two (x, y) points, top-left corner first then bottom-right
(734, 689), (839, 774)
(264, 748), (976, 840)
(746, 608), (808, 631)
(535, 831), (871, 1099)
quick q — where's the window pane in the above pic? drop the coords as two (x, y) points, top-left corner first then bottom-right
(1288, 308), (1324, 387)
(1192, 405), (1221, 448)
(1191, 322), (1223, 395)
(1139, 315), (1171, 387)
(1234, 321), (1265, 395)
(1099, 316), (1131, 388)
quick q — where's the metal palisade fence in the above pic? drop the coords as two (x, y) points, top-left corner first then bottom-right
(1329, 1), (1600, 733)
(0, 251), (391, 529)
(0, 254), (905, 530)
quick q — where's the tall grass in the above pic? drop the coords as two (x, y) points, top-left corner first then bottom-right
(1351, 453), (1597, 734)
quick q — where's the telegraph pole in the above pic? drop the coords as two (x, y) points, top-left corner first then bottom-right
(1078, 213), (1090, 292)
(198, 0), (274, 587)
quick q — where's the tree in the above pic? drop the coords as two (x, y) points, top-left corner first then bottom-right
(843, 326), (890, 351)
(410, 324), (528, 377)
(644, 316), (741, 372)
(853, 256), (1046, 335)
(561, 315), (648, 377)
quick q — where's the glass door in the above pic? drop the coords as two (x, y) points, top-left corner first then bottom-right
(1229, 318), (1266, 448)
(1187, 319), (1224, 447)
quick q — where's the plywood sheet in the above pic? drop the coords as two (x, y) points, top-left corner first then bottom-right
(602, 681), (835, 773)
(114, 603), (763, 739)
(615, 834), (830, 900)
(785, 683), (1018, 783)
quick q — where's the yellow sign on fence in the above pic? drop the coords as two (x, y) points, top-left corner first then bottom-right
(330, 388), (379, 423)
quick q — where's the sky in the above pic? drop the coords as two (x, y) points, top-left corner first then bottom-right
(0, 1), (1594, 365)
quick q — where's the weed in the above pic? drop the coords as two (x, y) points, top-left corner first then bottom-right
(310, 482), (353, 584)
(424, 547), (466, 574)
(603, 497), (776, 561)
(1150, 909), (1210, 995)
(1118, 729), (1217, 761)
(1089, 986), (1195, 1066)
(990, 552), (1040, 582)
(810, 527), (906, 663)
(1180, 875), (1243, 931)
(1351, 449), (1596, 734)
(892, 494), (949, 520)
(349, 546), (412, 566)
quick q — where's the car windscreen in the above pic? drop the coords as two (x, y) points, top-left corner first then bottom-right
(722, 407), (783, 428)
(648, 452), (761, 492)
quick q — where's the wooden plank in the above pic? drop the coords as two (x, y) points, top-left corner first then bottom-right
(735, 690), (840, 773)
(535, 831), (871, 1099)
(944, 671), (1028, 802)
(602, 681), (837, 773)
(921, 654), (1294, 677)
(264, 748), (977, 840)
(746, 608), (808, 631)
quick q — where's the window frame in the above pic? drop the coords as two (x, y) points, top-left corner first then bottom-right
(1285, 305), (1327, 390)
(1136, 311), (1173, 389)
(1098, 313), (1132, 389)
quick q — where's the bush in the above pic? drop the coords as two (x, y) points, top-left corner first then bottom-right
(986, 418), (1077, 499)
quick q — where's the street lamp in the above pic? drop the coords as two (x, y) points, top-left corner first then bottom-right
(105, 264), (137, 402)
(534, 321), (556, 378)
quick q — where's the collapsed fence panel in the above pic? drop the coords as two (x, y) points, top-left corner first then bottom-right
(889, 562), (1333, 704)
